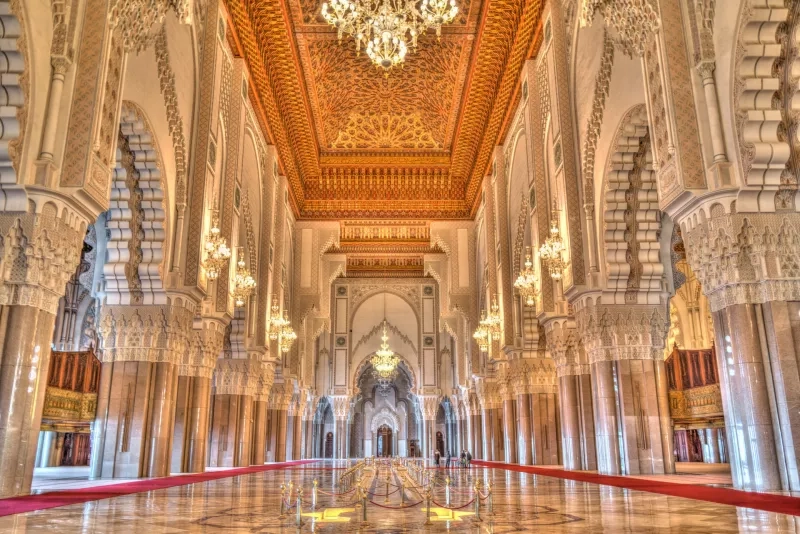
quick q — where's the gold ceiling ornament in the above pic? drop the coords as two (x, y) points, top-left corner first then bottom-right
(232, 247), (256, 307)
(539, 201), (566, 280)
(514, 247), (539, 308)
(321, 0), (459, 72)
(203, 207), (231, 280)
(371, 320), (401, 375)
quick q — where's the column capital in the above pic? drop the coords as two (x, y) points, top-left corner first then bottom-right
(683, 210), (800, 312)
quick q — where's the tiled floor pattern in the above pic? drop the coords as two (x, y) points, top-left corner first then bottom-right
(2, 462), (799, 532)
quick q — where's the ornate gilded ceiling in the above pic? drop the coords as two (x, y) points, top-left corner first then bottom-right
(225, 0), (544, 219)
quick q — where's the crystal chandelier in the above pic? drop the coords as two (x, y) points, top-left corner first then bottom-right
(279, 314), (297, 353)
(514, 247), (539, 307)
(486, 296), (502, 340)
(203, 208), (231, 280)
(539, 203), (565, 280)
(321, 0), (459, 72)
(232, 247), (256, 307)
(472, 309), (492, 352)
(371, 320), (401, 376)
(267, 297), (285, 341)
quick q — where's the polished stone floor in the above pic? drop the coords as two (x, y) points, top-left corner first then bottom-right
(2, 461), (799, 533)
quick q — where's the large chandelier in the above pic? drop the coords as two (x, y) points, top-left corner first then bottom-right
(371, 321), (400, 376)
(279, 314), (297, 353)
(321, 0), (459, 72)
(539, 203), (565, 280)
(232, 247), (256, 307)
(514, 247), (539, 307)
(203, 208), (231, 280)
(472, 309), (491, 352)
(267, 297), (296, 352)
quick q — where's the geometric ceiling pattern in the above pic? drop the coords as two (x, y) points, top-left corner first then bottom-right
(225, 0), (544, 220)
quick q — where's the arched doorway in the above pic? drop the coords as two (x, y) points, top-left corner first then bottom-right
(377, 425), (393, 457)
(324, 432), (334, 459)
(436, 431), (445, 457)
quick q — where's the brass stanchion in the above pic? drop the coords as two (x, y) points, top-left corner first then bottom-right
(296, 487), (304, 527)
(445, 475), (451, 507)
(473, 479), (482, 522)
(401, 481), (406, 506)
(424, 486), (432, 525)
(487, 481), (494, 516)
(279, 483), (286, 518)
(312, 479), (318, 509)
(360, 486), (368, 526)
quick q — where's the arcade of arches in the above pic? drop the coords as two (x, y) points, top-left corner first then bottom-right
(1, 0), (800, 531)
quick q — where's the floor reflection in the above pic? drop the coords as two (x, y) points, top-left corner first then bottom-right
(0, 460), (797, 533)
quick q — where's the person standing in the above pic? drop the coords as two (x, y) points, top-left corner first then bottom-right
(434, 448), (441, 467)
(446, 451), (451, 469)
(460, 449), (467, 468)
(466, 449), (472, 468)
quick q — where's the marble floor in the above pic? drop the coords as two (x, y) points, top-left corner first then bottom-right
(2, 461), (799, 533)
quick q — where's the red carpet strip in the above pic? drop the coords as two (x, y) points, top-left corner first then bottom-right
(0, 460), (315, 517)
(473, 460), (800, 517)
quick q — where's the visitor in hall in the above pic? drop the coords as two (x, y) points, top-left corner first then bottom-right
(460, 449), (467, 468)
(434, 448), (441, 467)
(466, 449), (472, 467)
(446, 452), (452, 468)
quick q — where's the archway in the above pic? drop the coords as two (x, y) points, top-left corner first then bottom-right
(377, 425), (393, 457)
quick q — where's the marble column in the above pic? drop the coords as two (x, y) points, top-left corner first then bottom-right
(292, 412), (303, 461)
(285, 413), (295, 461)
(503, 397), (518, 463)
(276, 408), (289, 462)
(517, 392), (533, 465)
(577, 373), (598, 470)
(0, 305), (58, 496)
(702, 428), (721, 464)
(171, 376), (192, 473)
(91, 360), (179, 479)
(185, 376), (211, 472)
(251, 400), (267, 465)
(208, 394), (238, 467)
(266, 409), (278, 461)
(38, 431), (57, 468)
(591, 361), (621, 475)
(303, 417), (314, 459)
(471, 411), (482, 459)
(559, 375), (582, 470)
(235, 395), (253, 467)
(714, 303), (783, 490)
(481, 407), (494, 461)
(531, 392), (559, 465)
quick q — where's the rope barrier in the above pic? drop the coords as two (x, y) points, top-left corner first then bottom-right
(366, 487), (401, 497)
(432, 497), (476, 509)
(367, 499), (424, 509)
(317, 487), (358, 496)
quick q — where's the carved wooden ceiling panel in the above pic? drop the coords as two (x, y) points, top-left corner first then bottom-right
(225, 0), (544, 219)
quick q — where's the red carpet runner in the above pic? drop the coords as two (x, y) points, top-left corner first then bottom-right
(0, 460), (315, 517)
(473, 460), (800, 517)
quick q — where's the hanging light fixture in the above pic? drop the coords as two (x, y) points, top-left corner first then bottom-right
(321, 0), (458, 72)
(232, 247), (256, 307)
(371, 320), (401, 376)
(279, 311), (297, 353)
(539, 201), (566, 280)
(514, 247), (539, 307)
(203, 207), (231, 280)
(267, 297), (285, 341)
(472, 309), (491, 352)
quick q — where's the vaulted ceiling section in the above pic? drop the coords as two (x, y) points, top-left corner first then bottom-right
(225, 0), (544, 220)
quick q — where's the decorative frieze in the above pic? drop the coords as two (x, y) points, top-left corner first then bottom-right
(214, 358), (273, 397)
(683, 210), (800, 312)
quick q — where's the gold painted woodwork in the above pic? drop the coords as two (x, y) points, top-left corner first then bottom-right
(42, 388), (98, 423)
(223, 0), (544, 219)
(669, 384), (723, 420)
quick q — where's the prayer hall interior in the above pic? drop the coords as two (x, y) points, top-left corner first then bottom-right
(1, 0), (800, 531)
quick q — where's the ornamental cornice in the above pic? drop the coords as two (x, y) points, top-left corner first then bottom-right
(683, 211), (800, 312)
(98, 301), (195, 365)
(574, 302), (668, 364)
(0, 207), (87, 315)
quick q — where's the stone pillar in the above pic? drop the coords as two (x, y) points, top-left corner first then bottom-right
(266, 409), (278, 461)
(471, 410), (482, 459)
(303, 417), (314, 459)
(276, 407), (289, 462)
(577, 373), (597, 470)
(517, 391), (532, 465)
(235, 395), (253, 466)
(531, 391), (559, 465)
(0, 211), (84, 497)
(292, 411), (303, 461)
(591, 360), (622, 475)
(38, 431), (58, 468)
(91, 302), (194, 479)
(502, 397), (517, 464)
(702, 428), (721, 464)
(251, 400), (268, 465)
(171, 375), (192, 473)
(285, 411), (296, 461)
(481, 405), (494, 461)
(185, 376), (212, 472)
(559, 374), (582, 470)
